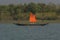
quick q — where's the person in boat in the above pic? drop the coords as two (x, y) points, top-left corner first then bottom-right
(29, 11), (37, 24)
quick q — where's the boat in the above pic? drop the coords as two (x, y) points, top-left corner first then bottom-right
(14, 12), (49, 26)
(14, 22), (48, 26)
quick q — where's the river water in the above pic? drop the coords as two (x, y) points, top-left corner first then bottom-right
(0, 23), (60, 40)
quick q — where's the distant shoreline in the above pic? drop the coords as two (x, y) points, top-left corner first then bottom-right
(0, 20), (60, 24)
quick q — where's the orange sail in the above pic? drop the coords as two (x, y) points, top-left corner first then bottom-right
(29, 12), (37, 23)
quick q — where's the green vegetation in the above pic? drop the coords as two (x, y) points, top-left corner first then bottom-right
(0, 2), (60, 21)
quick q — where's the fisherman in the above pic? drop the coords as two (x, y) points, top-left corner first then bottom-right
(29, 10), (37, 24)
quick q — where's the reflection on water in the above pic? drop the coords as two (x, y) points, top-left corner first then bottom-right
(0, 23), (60, 40)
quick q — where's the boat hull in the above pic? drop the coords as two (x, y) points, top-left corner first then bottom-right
(14, 23), (48, 26)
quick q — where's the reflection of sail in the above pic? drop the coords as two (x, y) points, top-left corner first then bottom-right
(29, 12), (37, 23)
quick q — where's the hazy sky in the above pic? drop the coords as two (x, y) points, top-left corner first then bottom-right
(0, 0), (60, 5)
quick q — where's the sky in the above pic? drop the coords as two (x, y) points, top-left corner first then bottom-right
(0, 0), (60, 5)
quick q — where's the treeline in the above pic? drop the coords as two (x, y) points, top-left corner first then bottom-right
(0, 2), (60, 20)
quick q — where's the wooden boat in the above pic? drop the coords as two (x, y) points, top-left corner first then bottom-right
(14, 12), (49, 26)
(14, 22), (48, 26)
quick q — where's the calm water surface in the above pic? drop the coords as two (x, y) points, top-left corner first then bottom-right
(0, 23), (60, 40)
